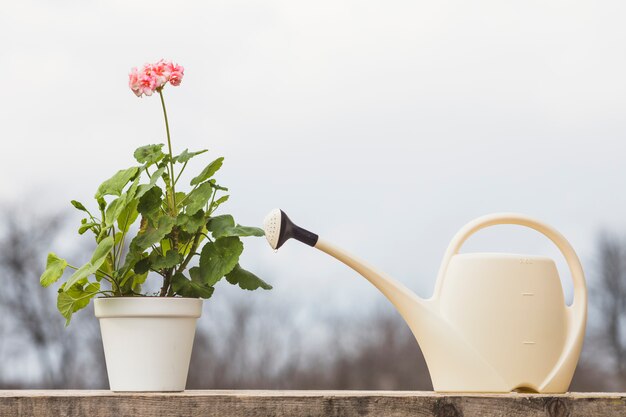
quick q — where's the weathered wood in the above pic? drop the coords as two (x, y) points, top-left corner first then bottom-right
(0, 390), (624, 417)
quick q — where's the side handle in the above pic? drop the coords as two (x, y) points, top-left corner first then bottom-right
(433, 213), (586, 331)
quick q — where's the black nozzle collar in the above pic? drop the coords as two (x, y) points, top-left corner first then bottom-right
(277, 210), (319, 249)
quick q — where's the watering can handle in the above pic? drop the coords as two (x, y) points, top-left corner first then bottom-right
(434, 213), (587, 311)
(433, 213), (587, 391)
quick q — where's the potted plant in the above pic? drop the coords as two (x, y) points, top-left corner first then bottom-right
(40, 59), (271, 392)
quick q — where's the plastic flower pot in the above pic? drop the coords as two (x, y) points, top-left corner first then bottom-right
(94, 297), (202, 392)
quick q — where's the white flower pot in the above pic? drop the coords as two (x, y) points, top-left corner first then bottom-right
(94, 297), (203, 392)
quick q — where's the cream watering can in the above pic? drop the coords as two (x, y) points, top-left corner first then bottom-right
(263, 210), (587, 393)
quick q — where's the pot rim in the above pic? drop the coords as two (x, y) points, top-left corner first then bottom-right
(94, 297), (203, 318)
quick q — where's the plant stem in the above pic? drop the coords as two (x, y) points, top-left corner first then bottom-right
(158, 89), (176, 212)
(159, 270), (172, 297)
(116, 232), (126, 263)
(151, 244), (163, 256)
(166, 283), (175, 297)
(117, 196), (136, 263)
(158, 88), (181, 297)
(208, 189), (217, 215)
(150, 268), (166, 277)
(111, 226), (117, 269)
(174, 161), (187, 185)
(178, 233), (202, 274)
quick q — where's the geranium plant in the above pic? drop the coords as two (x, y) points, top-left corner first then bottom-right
(40, 60), (271, 324)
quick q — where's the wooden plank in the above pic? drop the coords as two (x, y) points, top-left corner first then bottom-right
(0, 390), (624, 417)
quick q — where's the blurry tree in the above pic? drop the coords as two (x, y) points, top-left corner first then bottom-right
(187, 298), (432, 390)
(580, 232), (626, 390)
(326, 312), (432, 390)
(0, 206), (107, 388)
(187, 297), (301, 388)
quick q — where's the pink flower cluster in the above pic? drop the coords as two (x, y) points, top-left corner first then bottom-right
(129, 59), (184, 97)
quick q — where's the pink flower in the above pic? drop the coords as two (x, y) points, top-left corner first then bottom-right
(129, 65), (157, 97)
(169, 63), (184, 86)
(151, 60), (171, 88)
(128, 67), (142, 97)
(138, 70), (157, 96)
(128, 59), (184, 97)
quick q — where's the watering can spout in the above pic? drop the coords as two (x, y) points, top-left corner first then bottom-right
(314, 239), (436, 322)
(262, 209), (440, 355)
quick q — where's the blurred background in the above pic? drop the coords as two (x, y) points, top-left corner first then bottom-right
(1, 1), (625, 390)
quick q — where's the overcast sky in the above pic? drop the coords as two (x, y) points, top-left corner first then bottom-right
(2, 1), (626, 320)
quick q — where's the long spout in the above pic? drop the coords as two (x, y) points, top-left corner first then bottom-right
(314, 238), (433, 318)
(263, 209), (434, 327)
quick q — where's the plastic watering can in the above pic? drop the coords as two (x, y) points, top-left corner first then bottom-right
(263, 211), (587, 393)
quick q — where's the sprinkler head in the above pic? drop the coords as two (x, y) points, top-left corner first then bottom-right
(263, 209), (318, 250)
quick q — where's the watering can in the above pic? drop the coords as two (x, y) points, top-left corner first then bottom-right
(263, 210), (587, 393)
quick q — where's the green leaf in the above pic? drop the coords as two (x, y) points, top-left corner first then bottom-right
(133, 271), (148, 287)
(91, 236), (114, 264)
(160, 237), (172, 254)
(172, 272), (215, 298)
(171, 272), (189, 293)
(64, 236), (114, 289)
(189, 266), (202, 282)
(207, 214), (235, 237)
(135, 166), (166, 199)
(118, 250), (143, 282)
(198, 236), (243, 286)
(58, 282), (100, 325)
(211, 195), (229, 210)
(117, 198), (139, 232)
(133, 257), (151, 275)
(121, 270), (148, 293)
(188, 282), (215, 298)
(71, 200), (88, 212)
(95, 167), (139, 199)
(177, 210), (205, 234)
(174, 148), (208, 164)
(150, 250), (182, 270)
(129, 215), (175, 251)
(96, 258), (113, 282)
(171, 191), (186, 208)
(134, 144), (165, 164)
(225, 264), (272, 290)
(114, 231), (124, 245)
(190, 157), (224, 186)
(208, 179), (228, 191)
(213, 225), (265, 239)
(137, 186), (163, 217)
(40, 253), (68, 287)
(184, 182), (213, 215)
(78, 222), (98, 235)
(105, 194), (128, 228)
(65, 264), (94, 289)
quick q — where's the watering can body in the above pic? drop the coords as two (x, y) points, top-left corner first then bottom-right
(421, 253), (577, 392)
(314, 214), (587, 393)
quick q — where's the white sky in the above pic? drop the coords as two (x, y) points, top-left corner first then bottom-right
(2, 1), (626, 320)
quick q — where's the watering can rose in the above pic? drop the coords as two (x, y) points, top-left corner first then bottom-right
(41, 60), (271, 325)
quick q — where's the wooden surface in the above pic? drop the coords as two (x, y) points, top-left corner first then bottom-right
(0, 390), (625, 417)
